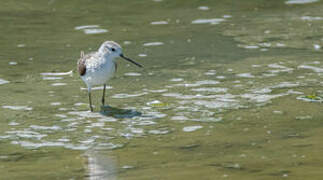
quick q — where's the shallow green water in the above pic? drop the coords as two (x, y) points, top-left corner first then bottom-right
(0, 0), (323, 179)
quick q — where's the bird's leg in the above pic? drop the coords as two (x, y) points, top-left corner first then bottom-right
(88, 87), (93, 112)
(102, 84), (106, 106)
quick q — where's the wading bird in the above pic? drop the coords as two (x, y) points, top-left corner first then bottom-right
(77, 41), (142, 112)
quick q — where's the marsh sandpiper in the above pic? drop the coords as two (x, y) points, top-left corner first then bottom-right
(77, 41), (143, 112)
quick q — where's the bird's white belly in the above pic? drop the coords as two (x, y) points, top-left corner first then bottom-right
(82, 60), (115, 87)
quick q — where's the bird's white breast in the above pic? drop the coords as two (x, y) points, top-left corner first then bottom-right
(81, 54), (116, 87)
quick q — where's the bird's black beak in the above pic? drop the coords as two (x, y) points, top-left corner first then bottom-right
(120, 54), (143, 68)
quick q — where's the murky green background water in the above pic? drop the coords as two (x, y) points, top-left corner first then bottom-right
(1, 0), (323, 179)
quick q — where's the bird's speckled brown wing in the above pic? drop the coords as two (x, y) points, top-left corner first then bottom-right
(78, 58), (86, 76)
(77, 51), (87, 76)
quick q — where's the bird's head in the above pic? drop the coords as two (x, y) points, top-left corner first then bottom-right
(98, 41), (142, 68)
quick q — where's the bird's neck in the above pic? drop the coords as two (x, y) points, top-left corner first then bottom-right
(102, 53), (117, 63)
(98, 44), (107, 54)
(97, 48), (117, 62)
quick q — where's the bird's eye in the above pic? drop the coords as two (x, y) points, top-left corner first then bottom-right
(111, 48), (116, 52)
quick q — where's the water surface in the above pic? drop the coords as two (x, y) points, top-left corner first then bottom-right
(0, 0), (323, 179)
